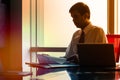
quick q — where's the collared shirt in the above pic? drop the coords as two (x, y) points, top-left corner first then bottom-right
(65, 23), (108, 59)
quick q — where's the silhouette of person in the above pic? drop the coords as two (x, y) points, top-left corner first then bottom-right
(65, 2), (108, 63)
(37, 2), (108, 67)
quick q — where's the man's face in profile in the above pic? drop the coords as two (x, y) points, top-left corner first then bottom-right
(70, 10), (85, 29)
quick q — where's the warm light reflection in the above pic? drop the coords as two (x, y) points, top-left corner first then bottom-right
(37, 70), (71, 80)
(118, 0), (120, 33)
(114, 0), (120, 34)
(22, 0), (30, 71)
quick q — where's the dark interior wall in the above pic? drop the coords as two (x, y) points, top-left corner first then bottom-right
(0, 0), (10, 69)
(0, 0), (11, 71)
(0, 0), (22, 71)
(9, 0), (22, 71)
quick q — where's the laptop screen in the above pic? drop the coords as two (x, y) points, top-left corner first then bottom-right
(77, 44), (116, 67)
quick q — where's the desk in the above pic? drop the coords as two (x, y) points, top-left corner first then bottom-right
(26, 63), (120, 80)
(29, 46), (120, 79)
(36, 70), (116, 80)
(31, 67), (120, 80)
(2, 68), (119, 80)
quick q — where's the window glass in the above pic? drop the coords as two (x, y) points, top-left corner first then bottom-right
(37, 0), (107, 47)
(22, 0), (107, 71)
(118, 0), (120, 33)
(114, 0), (120, 34)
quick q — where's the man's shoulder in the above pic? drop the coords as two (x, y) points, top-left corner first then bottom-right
(91, 26), (106, 35)
(86, 23), (103, 31)
(73, 29), (81, 34)
(92, 26), (104, 31)
(72, 30), (81, 38)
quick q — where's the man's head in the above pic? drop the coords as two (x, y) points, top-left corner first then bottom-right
(69, 2), (90, 29)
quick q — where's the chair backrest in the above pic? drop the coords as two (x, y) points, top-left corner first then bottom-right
(106, 34), (120, 62)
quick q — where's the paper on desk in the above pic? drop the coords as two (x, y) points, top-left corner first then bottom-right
(47, 56), (66, 64)
(37, 54), (66, 64)
(37, 70), (71, 80)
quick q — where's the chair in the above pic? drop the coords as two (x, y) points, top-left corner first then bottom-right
(106, 34), (120, 62)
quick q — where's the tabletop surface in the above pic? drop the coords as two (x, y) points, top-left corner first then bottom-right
(1, 66), (120, 80)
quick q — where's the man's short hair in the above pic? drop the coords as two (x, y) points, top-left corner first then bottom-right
(69, 2), (90, 19)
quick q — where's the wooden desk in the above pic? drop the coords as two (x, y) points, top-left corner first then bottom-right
(32, 67), (120, 80)
(26, 63), (120, 80)
(28, 46), (120, 80)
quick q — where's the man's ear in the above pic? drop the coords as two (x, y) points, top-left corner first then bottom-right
(83, 13), (89, 19)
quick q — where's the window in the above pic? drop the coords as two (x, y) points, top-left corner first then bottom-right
(37, 0), (107, 48)
(36, 0), (107, 57)
(114, 0), (120, 34)
(22, 0), (108, 71)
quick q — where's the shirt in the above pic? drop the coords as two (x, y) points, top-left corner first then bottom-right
(65, 23), (108, 59)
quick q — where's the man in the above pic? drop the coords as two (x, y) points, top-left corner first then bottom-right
(37, 2), (108, 65)
(65, 2), (108, 63)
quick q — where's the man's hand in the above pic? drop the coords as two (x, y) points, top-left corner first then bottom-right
(67, 55), (79, 64)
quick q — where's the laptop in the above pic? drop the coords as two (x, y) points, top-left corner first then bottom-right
(77, 43), (116, 68)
